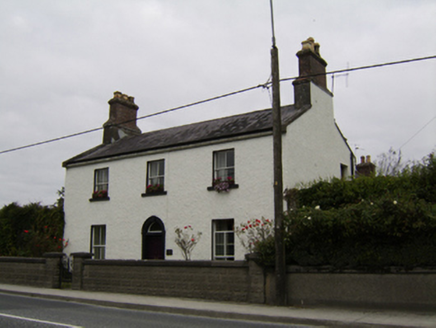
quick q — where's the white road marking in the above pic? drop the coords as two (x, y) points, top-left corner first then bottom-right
(0, 312), (83, 327)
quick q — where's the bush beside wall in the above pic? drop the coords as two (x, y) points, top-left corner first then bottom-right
(257, 154), (436, 270)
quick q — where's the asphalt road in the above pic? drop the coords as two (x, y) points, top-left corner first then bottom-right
(0, 293), (312, 327)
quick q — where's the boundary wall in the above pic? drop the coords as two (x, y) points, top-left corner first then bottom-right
(0, 253), (63, 288)
(266, 266), (436, 309)
(1, 252), (435, 309)
(71, 252), (264, 303)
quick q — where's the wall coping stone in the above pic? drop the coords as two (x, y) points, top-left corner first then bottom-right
(43, 252), (65, 258)
(0, 257), (45, 264)
(71, 252), (93, 259)
(286, 265), (436, 274)
(82, 259), (248, 268)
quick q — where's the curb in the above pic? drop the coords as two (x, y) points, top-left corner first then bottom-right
(0, 288), (420, 328)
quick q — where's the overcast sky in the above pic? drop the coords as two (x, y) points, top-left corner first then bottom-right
(1, 0), (435, 206)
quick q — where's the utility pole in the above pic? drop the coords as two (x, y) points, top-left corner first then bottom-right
(270, 0), (286, 306)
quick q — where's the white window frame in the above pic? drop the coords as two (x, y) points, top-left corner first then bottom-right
(94, 168), (109, 193)
(213, 149), (235, 181)
(341, 164), (349, 179)
(212, 219), (235, 261)
(147, 160), (165, 189)
(91, 225), (106, 259)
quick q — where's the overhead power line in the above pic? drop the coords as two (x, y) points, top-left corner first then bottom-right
(281, 55), (436, 83)
(0, 54), (435, 156)
(399, 115), (436, 150)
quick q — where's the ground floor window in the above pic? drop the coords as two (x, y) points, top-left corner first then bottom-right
(212, 219), (234, 260)
(90, 225), (106, 259)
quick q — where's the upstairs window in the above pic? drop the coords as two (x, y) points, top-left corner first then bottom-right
(91, 225), (106, 259)
(213, 149), (235, 183)
(92, 168), (109, 200)
(146, 159), (165, 195)
(341, 164), (349, 179)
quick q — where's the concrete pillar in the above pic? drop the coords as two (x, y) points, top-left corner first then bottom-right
(71, 252), (92, 290)
(43, 252), (64, 289)
(246, 253), (265, 304)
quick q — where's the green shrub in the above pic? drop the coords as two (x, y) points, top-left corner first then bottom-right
(0, 201), (65, 257)
(255, 153), (436, 271)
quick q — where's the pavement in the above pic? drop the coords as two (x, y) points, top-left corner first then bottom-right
(0, 284), (435, 327)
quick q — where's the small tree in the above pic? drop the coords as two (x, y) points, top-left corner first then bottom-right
(235, 217), (274, 253)
(174, 225), (202, 260)
(375, 147), (406, 176)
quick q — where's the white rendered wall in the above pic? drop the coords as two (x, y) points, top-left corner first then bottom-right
(282, 83), (353, 189)
(64, 136), (275, 261)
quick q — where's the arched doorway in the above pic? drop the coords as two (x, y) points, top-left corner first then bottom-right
(142, 216), (165, 260)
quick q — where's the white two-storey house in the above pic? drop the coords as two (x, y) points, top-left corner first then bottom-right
(63, 38), (355, 261)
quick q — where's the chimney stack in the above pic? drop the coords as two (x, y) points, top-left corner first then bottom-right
(292, 37), (328, 109)
(103, 91), (142, 144)
(356, 154), (376, 177)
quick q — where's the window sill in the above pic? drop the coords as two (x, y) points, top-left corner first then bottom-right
(141, 191), (167, 197)
(89, 197), (110, 202)
(207, 184), (239, 191)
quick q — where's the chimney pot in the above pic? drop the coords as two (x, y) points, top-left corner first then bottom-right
(366, 155), (371, 163)
(361, 156), (365, 164)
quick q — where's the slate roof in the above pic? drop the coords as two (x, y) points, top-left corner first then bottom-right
(63, 104), (310, 167)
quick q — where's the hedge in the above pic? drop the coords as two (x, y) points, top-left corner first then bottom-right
(255, 154), (436, 271)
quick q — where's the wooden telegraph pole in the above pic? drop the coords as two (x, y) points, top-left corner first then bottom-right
(270, 0), (286, 306)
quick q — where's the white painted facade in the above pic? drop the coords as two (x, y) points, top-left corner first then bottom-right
(63, 82), (353, 261)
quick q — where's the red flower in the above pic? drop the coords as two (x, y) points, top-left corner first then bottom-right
(24, 230), (29, 233)
(191, 238), (195, 242)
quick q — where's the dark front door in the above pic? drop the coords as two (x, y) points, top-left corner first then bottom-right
(142, 217), (165, 260)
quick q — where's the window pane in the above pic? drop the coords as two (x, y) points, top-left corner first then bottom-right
(213, 219), (235, 260)
(214, 150), (234, 180)
(101, 226), (106, 244)
(95, 168), (109, 192)
(227, 232), (234, 243)
(148, 160), (165, 188)
(216, 152), (226, 168)
(91, 225), (106, 259)
(227, 150), (234, 167)
(226, 244), (234, 256)
(148, 222), (162, 232)
(158, 160), (165, 175)
(216, 245), (224, 256)
(215, 232), (224, 244)
(149, 162), (157, 177)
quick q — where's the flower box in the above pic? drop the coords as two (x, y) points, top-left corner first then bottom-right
(92, 190), (108, 199)
(146, 184), (164, 194)
(213, 177), (235, 193)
